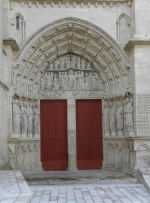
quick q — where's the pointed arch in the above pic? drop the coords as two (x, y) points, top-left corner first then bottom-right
(12, 17), (131, 99)
(117, 13), (131, 45)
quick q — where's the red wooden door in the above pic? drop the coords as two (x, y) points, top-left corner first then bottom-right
(76, 100), (103, 170)
(40, 100), (68, 171)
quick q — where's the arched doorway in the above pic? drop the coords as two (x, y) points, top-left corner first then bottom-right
(11, 17), (133, 172)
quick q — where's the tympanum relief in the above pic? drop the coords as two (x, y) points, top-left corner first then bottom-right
(38, 54), (105, 92)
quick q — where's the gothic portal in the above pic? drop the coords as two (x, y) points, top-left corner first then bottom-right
(10, 17), (134, 172)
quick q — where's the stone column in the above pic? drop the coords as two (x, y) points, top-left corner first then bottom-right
(67, 98), (78, 171)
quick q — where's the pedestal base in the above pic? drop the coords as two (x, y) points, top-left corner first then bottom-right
(68, 152), (78, 172)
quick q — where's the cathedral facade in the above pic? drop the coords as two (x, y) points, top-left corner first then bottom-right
(0, 0), (150, 175)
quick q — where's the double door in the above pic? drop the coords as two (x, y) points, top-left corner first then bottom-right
(40, 99), (103, 171)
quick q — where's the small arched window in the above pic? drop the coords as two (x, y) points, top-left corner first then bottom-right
(16, 16), (19, 30)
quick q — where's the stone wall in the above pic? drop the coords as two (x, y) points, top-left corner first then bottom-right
(0, 0), (9, 169)
(10, 1), (131, 44)
(8, 139), (42, 172)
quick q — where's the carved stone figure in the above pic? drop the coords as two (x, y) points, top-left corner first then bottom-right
(53, 74), (60, 89)
(33, 105), (39, 134)
(109, 79), (115, 93)
(45, 72), (53, 90)
(67, 69), (75, 89)
(83, 73), (89, 89)
(116, 101), (124, 130)
(22, 77), (27, 94)
(109, 102), (116, 132)
(40, 74), (45, 90)
(13, 101), (20, 133)
(104, 103), (110, 131)
(28, 79), (33, 92)
(21, 103), (28, 134)
(125, 98), (134, 131)
(27, 103), (33, 133)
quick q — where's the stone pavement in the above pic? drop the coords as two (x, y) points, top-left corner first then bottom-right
(0, 171), (32, 203)
(27, 171), (150, 203)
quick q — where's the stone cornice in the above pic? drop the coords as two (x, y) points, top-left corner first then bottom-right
(12, 0), (132, 8)
(14, 0), (131, 2)
(3, 38), (19, 52)
(124, 38), (150, 51)
(0, 80), (9, 92)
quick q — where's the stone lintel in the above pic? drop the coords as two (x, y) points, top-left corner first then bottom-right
(0, 80), (9, 91)
(124, 38), (150, 51)
(3, 38), (19, 51)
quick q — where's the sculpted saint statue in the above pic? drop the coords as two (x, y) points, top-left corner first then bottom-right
(83, 73), (89, 89)
(22, 77), (27, 94)
(27, 103), (33, 133)
(71, 56), (76, 69)
(81, 58), (85, 69)
(13, 101), (20, 133)
(116, 101), (124, 130)
(45, 72), (53, 90)
(66, 57), (70, 69)
(53, 74), (60, 89)
(21, 103), (28, 134)
(67, 69), (75, 89)
(33, 105), (39, 134)
(104, 103), (110, 131)
(28, 79), (33, 92)
(125, 98), (134, 131)
(40, 74), (45, 90)
(109, 102), (116, 132)
(62, 72), (68, 89)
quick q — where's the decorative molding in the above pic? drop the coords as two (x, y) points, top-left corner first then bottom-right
(3, 38), (19, 51)
(12, 17), (131, 100)
(124, 38), (150, 51)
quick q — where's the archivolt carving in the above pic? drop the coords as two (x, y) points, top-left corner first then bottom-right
(12, 17), (131, 99)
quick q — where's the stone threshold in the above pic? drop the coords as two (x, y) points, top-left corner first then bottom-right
(0, 171), (32, 203)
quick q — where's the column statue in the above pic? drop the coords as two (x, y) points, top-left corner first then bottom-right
(104, 103), (110, 132)
(33, 105), (39, 134)
(116, 101), (124, 130)
(21, 103), (28, 134)
(125, 98), (134, 131)
(27, 103), (33, 133)
(109, 102), (116, 133)
(12, 101), (20, 133)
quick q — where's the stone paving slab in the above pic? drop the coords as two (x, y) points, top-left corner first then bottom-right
(0, 171), (32, 203)
(30, 179), (150, 203)
(29, 179), (150, 203)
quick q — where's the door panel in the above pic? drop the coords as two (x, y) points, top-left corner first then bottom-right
(40, 100), (68, 171)
(76, 100), (103, 170)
